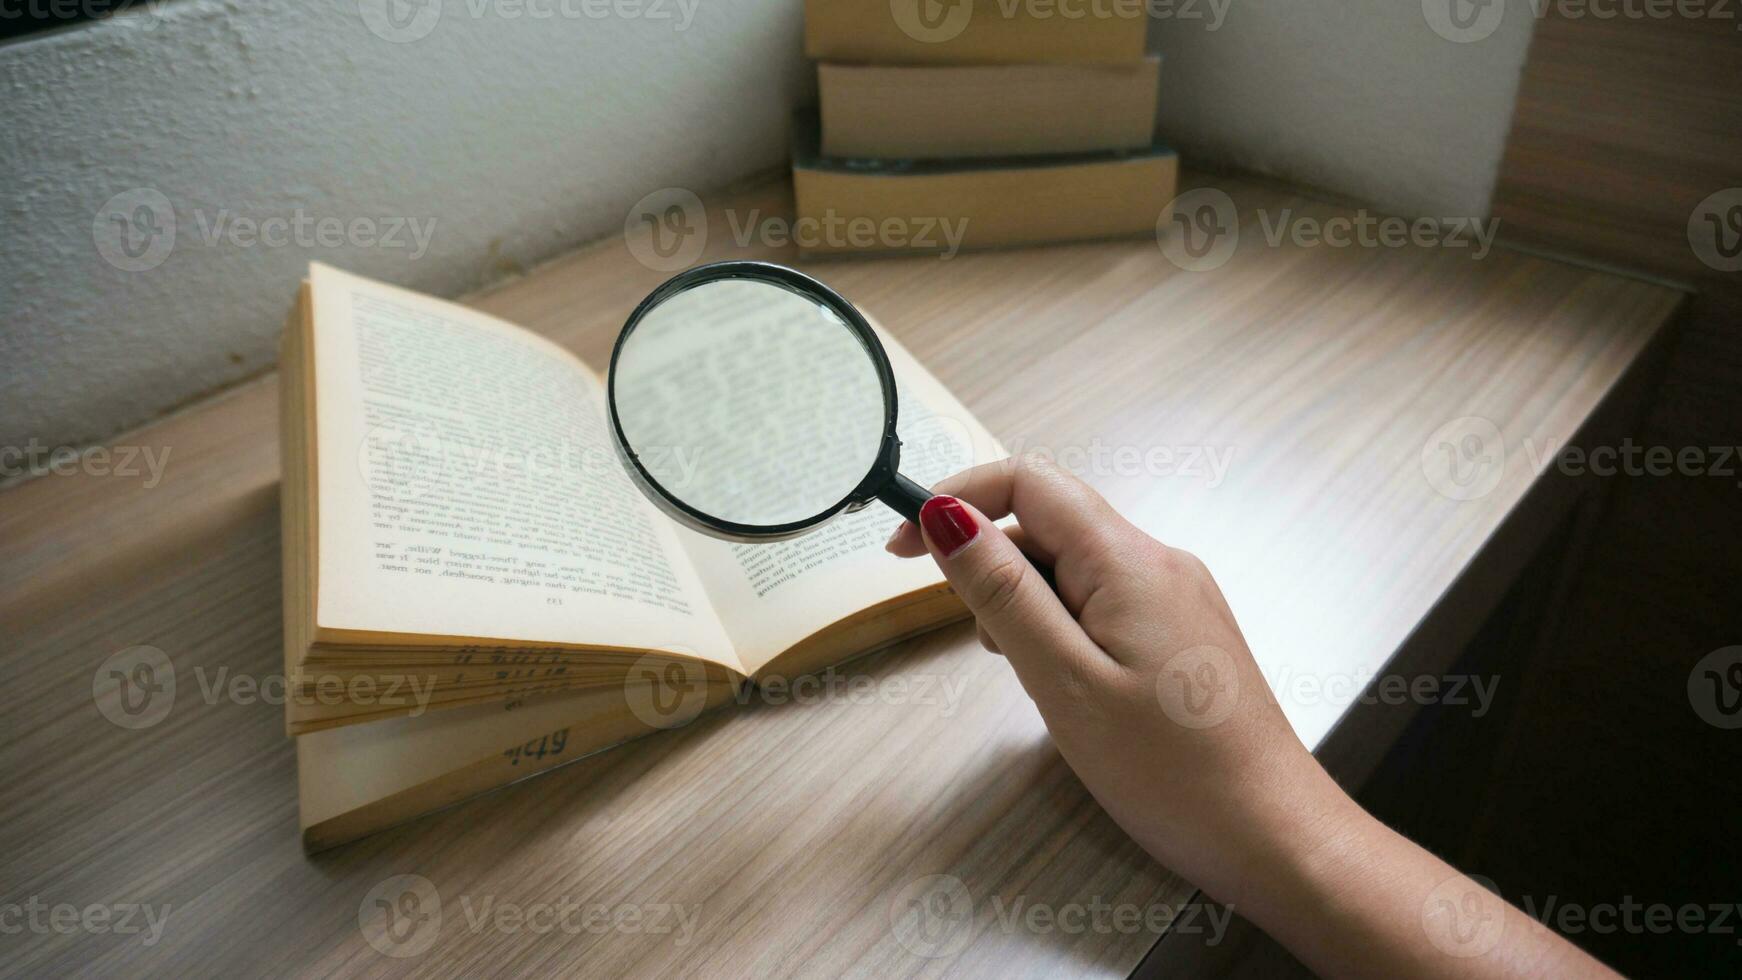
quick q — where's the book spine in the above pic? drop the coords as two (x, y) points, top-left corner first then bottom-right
(819, 59), (1160, 159)
(791, 152), (1178, 256)
(804, 0), (1149, 66)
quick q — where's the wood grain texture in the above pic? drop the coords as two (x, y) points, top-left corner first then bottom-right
(0, 172), (1682, 977)
(1490, 6), (1742, 285)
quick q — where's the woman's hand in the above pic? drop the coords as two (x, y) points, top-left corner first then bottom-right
(886, 455), (1615, 979)
(885, 455), (1342, 911)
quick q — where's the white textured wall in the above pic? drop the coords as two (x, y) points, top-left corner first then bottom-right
(1, 0), (808, 453)
(1152, 0), (1535, 219)
(2, 0), (1534, 455)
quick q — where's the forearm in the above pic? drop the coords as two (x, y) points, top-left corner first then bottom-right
(1238, 783), (1617, 979)
(892, 463), (1622, 977)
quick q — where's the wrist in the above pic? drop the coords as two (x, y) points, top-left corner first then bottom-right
(1225, 762), (1378, 931)
(1238, 773), (1424, 977)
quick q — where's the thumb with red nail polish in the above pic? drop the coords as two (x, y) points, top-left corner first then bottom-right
(918, 495), (981, 558)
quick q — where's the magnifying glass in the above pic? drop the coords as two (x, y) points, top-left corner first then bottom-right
(606, 260), (934, 542)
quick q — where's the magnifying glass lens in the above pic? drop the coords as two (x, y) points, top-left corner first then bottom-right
(611, 278), (888, 529)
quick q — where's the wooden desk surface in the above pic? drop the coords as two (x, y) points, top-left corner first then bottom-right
(0, 173), (1681, 978)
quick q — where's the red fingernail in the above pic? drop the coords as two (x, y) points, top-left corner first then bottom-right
(919, 495), (979, 558)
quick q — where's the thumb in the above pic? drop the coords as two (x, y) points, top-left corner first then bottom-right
(917, 495), (1111, 689)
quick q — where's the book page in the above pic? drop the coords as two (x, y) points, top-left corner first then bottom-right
(307, 263), (740, 672)
(672, 320), (1005, 675)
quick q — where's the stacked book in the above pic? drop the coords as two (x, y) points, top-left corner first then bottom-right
(796, 0), (1177, 256)
(278, 264), (1004, 850)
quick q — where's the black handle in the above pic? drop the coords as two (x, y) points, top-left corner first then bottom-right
(880, 469), (1060, 593)
(877, 471), (932, 524)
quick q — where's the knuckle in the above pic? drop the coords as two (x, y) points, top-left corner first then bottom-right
(965, 550), (1027, 620)
(1014, 450), (1053, 479)
(1038, 658), (1124, 734)
(1157, 544), (1240, 629)
(1015, 454), (1078, 506)
(1051, 657), (1099, 709)
(1016, 450), (1074, 493)
(1162, 544), (1212, 581)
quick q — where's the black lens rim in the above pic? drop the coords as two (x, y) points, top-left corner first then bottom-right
(606, 260), (904, 543)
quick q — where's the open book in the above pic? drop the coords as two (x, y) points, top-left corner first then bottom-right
(279, 263), (1003, 850)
